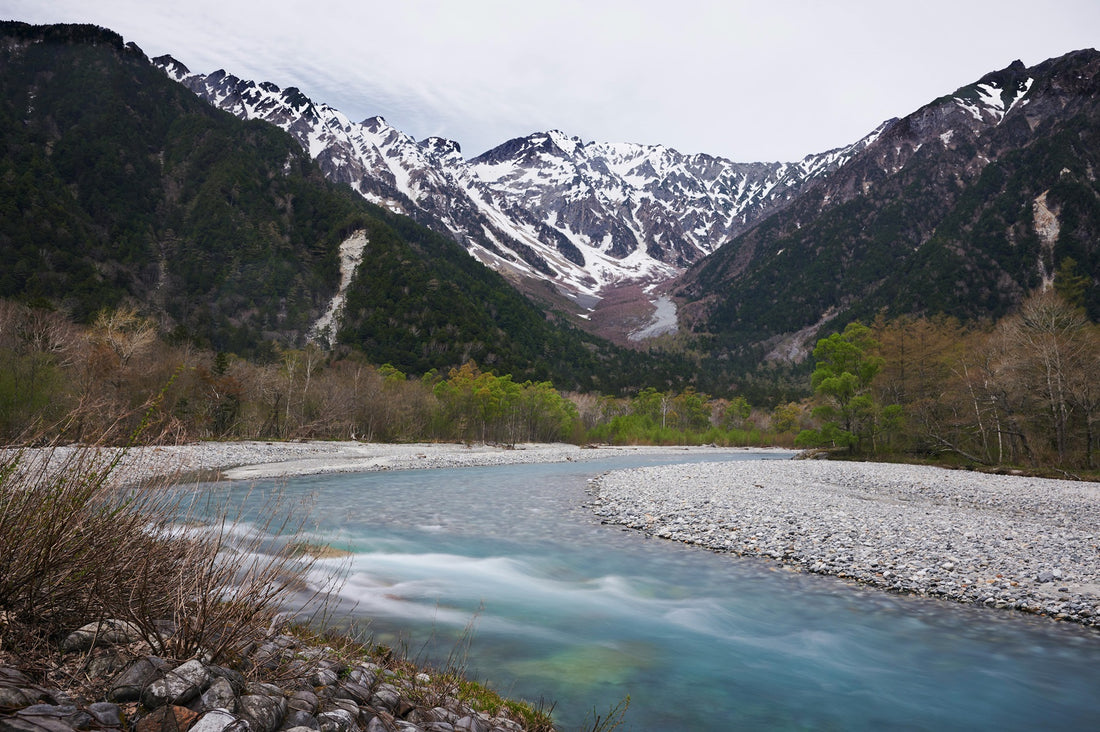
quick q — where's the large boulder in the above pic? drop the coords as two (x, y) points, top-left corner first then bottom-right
(61, 620), (144, 653)
(141, 659), (214, 709)
(107, 657), (171, 704)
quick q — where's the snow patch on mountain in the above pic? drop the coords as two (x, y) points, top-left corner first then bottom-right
(954, 74), (1033, 125)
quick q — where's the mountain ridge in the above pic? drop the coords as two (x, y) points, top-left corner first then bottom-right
(5, 20), (1097, 384)
(154, 55), (881, 321)
(678, 49), (1100, 364)
(0, 20), (681, 391)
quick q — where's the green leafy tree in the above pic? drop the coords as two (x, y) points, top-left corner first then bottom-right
(796, 322), (884, 453)
(672, 388), (712, 432)
(722, 396), (752, 430)
(1053, 257), (1091, 308)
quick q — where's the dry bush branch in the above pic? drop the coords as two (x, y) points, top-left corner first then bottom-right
(0, 435), (344, 671)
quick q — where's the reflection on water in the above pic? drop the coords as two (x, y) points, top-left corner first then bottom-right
(203, 453), (1100, 731)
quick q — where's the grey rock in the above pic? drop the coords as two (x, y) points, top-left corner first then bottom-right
(429, 708), (457, 724)
(61, 620), (144, 653)
(0, 686), (34, 708)
(453, 715), (489, 732)
(209, 666), (247, 692)
(201, 678), (238, 713)
(282, 710), (319, 730)
(334, 682), (372, 705)
(348, 664), (381, 685)
(107, 657), (169, 703)
(189, 709), (241, 732)
(252, 643), (285, 670)
(87, 702), (125, 727)
(310, 668), (339, 687)
(0, 714), (75, 732)
(238, 694), (287, 732)
(141, 659), (213, 709)
(0, 669), (30, 684)
(86, 653), (128, 679)
(328, 699), (358, 717)
(316, 709), (358, 732)
(14, 704), (95, 731)
(245, 683), (284, 699)
(287, 690), (319, 714)
(368, 685), (401, 713)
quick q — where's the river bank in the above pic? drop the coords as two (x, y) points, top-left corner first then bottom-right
(112, 440), (1100, 627)
(0, 441), (778, 732)
(590, 458), (1100, 627)
(28, 440), (773, 484)
(14, 439), (1097, 629)
(6, 441), (1099, 731)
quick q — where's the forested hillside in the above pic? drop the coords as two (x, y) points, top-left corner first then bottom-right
(0, 21), (684, 391)
(679, 51), (1100, 365)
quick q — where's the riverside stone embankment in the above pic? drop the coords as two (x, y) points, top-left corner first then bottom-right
(589, 459), (1100, 627)
(0, 621), (533, 732)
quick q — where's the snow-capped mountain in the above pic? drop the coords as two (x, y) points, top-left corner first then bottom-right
(677, 50), (1100, 361)
(154, 55), (877, 308)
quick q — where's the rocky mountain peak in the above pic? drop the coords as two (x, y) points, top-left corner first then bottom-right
(420, 136), (462, 155)
(157, 48), (862, 310)
(151, 54), (189, 77)
(676, 49), (1100, 363)
(362, 115), (389, 132)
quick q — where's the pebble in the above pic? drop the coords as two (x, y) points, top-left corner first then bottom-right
(589, 459), (1100, 627)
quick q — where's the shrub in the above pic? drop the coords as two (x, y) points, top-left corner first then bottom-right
(0, 441), (335, 664)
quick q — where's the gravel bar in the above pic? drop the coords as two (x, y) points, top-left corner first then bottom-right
(122, 442), (785, 482)
(6, 440), (782, 485)
(589, 459), (1100, 627)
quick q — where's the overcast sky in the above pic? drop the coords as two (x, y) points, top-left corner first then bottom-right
(4, 1), (1099, 161)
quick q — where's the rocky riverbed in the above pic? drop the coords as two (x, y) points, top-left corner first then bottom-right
(589, 458), (1100, 627)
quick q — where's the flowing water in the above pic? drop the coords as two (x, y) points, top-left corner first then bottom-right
(203, 453), (1100, 731)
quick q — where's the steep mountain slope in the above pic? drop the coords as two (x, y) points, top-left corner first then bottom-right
(678, 50), (1100, 363)
(0, 22), (348, 356)
(0, 21), (671, 390)
(155, 57), (880, 317)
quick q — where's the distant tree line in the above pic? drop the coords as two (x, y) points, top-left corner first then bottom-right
(0, 299), (804, 448)
(796, 288), (1099, 473)
(4, 288), (1096, 476)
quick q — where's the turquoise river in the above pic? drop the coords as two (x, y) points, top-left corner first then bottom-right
(204, 452), (1100, 731)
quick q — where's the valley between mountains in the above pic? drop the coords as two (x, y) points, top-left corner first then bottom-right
(154, 49), (1100, 359)
(2, 21), (1098, 391)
